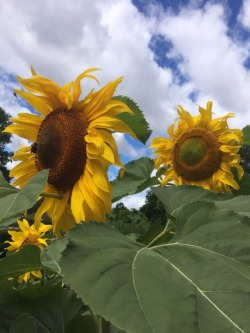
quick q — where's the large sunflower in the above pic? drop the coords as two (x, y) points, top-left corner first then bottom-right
(5, 68), (136, 235)
(150, 101), (243, 192)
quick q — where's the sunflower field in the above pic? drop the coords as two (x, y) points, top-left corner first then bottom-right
(1, 68), (250, 333)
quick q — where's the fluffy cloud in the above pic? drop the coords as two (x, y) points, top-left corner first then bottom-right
(155, 2), (250, 128)
(1, 0), (250, 208)
(238, 0), (250, 29)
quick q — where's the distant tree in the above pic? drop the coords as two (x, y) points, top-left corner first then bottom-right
(0, 107), (13, 182)
(140, 190), (167, 225)
(240, 145), (250, 175)
(108, 202), (150, 237)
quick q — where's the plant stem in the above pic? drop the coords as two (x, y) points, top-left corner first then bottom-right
(89, 307), (100, 333)
(146, 220), (173, 248)
(99, 317), (110, 333)
(40, 192), (63, 199)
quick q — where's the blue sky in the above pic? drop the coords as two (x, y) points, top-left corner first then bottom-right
(0, 0), (250, 208)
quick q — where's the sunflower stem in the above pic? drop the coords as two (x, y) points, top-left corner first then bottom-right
(40, 192), (63, 199)
(146, 220), (173, 248)
(99, 317), (110, 333)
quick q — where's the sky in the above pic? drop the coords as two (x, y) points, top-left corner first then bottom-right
(0, 0), (250, 208)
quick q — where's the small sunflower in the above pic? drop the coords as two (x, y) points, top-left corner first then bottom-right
(150, 101), (244, 192)
(5, 219), (52, 283)
(5, 68), (136, 235)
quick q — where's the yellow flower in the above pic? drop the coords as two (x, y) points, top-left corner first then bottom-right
(4, 68), (136, 235)
(17, 271), (43, 284)
(150, 101), (244, 192)
(5, 219), (52, 251)
(5, 219), (52, 284)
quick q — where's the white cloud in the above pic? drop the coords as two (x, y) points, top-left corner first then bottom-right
(114, 190), (147, 210)
(113, 133), (148, 159)
(238, 0), (250, 29)
(156, 2), (250, 129)
(1, 0), (248, 139)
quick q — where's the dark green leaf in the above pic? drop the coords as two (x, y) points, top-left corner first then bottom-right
(9, 313), (45, 333)
(0, 285), (83, 333)
(41, 237), (69, 272)
(60, 209), (250, 333)
(243, 125), (250, 145)
(111, 157), (159, 202)
(0, 170), (49, 226)
(0, 170), (15, 189)
(67, 315), (97, 333)
(152, 185), (228, 216)
(61, 223), (150, 333)
(137, 219), (174, 245)
(113, 96), (152, 144)
(0, 245), (55, 281)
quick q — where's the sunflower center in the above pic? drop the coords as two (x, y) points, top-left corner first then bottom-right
(22, 235), (39, 247)
(34, 107), (88, 191)
(178, 137), (208, 166)
(173, 127), (222, 181)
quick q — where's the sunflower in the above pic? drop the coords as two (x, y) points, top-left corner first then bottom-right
(4, 68), (136, 235)
(150, 101), (243, 192)
(5, 219), (52, 283)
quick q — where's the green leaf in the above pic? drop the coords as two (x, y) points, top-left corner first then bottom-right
(0, 171), (15, 189)
(137, 219), (174, 245)
(0, 245), (55, 281)
(41, 237), (69, 272)
(9, 313), (46, 333)
(215, 195), (250, 217)
(60, 210), (250, 333)
(0, 170), (49, 226)
(113, 95), (152, 144)
(0, 285), (83, 333)
(152, 185), (228, 216)
(243, 125), (250, 145)
(111, 157), (159, 202)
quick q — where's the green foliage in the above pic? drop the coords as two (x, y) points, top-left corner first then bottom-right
(111, 157), (160, 202)
(108, 202), (150, 237)
(0, 169), (48, 226)
(0, 284), (85, 333)
(140, 189), (168, 224)
(113, 96), (152, 144)
(60, 208), (250, 333)
(0, 245), (54, 281)
(240, 144), (250, 175)
(152, 185), (228, 216)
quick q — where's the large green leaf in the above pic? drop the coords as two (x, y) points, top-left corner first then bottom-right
(152, 185), (228, 216)
(215, 195), (250, 217)
(0, 245), (55, 281)
(113, 96), (152, 144)
(60, 207), (250, 333)
(0, 285), (84, 333)
(111, 157), (159, 202)
(0, 170), (49, 226)
(243, 125), (250, 145)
